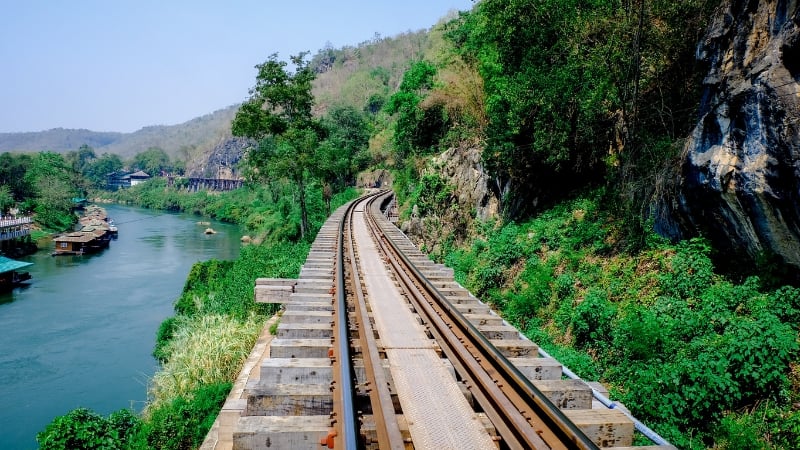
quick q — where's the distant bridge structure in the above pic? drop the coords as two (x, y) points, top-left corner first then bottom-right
(168, 176), (244, 192)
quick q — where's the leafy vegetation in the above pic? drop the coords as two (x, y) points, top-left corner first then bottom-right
(394, 0), (713, 230)
(0, 151), (81, 230)
(444, 192), (800, 448)
(233, 53), (373, 239)
(37, 408), (139, 450)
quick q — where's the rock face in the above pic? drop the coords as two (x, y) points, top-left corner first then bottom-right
(433, 145), (499, 221)
(186, 136), (253, 179)
(399, 144), (499, 256)
(664, 0), (800, 268)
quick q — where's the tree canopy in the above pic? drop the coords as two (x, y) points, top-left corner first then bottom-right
(22, 152), (79, 230)
(233, 53), (321, 240)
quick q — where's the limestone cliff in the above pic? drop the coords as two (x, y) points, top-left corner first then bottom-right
(185, 136), (252, 179)
(399, 144), (498, 256)
(663, 0), (800, 268)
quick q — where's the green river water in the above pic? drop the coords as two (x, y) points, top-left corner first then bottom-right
(0, 204), (245, 449)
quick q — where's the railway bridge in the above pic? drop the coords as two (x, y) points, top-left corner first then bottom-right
(201, 192), (675, 450)
(167, 176), (244, 192)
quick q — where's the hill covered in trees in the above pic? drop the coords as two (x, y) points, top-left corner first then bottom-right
(0, 105), (237, 161)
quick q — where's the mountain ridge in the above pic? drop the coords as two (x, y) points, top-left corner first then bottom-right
(0, 105), (238, 160)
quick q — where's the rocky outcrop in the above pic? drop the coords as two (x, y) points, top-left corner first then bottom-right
(399, 144), (499, 256)
(664, 0), (800, 268)
(433, 145), (499, 221)
(186, 136), (253, 179)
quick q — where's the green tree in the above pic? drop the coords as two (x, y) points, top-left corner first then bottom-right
(232, 53), (320, 240)
(446, 0), (712, 222)
(0, 152), (34, 201)
(131, 147), (171, 176)
(23, 152), (77, 230)
(85, 153), (124, 189)
(0, 185), (14, 213)
(385, 60), (449, 160)
(65, 144), (97, 174)
(317, 105), (371, 214)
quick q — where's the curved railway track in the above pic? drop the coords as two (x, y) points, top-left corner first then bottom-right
(224, 192), (675, 450)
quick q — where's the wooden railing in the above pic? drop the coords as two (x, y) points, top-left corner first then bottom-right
(0, 217), (33, 241)
(0, 217), (32, 229)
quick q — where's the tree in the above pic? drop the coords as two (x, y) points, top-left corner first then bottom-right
(385, 61), (449, 160)
(65, 144), (97, 174)
(316, 105), (371, 214)
(85, 153), (124, 189)
(232, 53), (320, 240)
(23, 152), (77, 230)
(0, 152), (34, 201)
(131, 147), (171, 176)
(0, 185), (14, 213)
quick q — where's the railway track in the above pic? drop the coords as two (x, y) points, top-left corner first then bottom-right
(226, 192), (676, 449)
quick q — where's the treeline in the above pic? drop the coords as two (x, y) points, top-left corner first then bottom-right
(0, 146), (184, 231)
(363, 0), (714, 243)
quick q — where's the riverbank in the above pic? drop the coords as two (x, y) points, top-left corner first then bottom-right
(35, 183), (360, 448)
(3, 205), (246, 449)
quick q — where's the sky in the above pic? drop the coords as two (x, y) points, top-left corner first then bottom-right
(0, 1), (475, 133)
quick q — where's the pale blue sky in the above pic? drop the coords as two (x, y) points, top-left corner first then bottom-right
(0, 1), (475, 133)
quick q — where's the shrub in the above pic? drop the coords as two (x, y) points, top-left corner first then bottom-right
(571, 289), (616, 349)
(660, 238), (715, 299)
(722, 313), (798, 402)
(771, 285), (800, 325)
(611, 306), (665, 361)
(153, 316), (180, 362)
(139, 382), (231, 450)
(37, 407), (140, 450)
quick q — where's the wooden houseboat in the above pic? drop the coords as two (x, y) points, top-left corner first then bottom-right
(0, 256), (33, 291)
(53, 205), (117, 255)
(53, 232), (98, 255)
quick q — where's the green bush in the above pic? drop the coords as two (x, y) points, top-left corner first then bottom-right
(571, 289), (616, 349)
(139, 382), (230, 450)
(611, 306), (665, 361)
(405, 173), (453, 216)
(660, 238), (715, 299)
(153, 316), (180, 362)
(37, 407), (141, 450)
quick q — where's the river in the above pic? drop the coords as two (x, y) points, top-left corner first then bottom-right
(0, 204), (245, 449)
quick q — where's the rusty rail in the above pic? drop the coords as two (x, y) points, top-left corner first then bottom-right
(364, 192), (598, 450)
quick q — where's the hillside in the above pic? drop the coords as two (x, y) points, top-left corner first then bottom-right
(304, 1), (800, 447)
(0, 105), (238, 161)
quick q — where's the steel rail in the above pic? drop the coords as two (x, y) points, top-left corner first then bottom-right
(344, 193), (406, 449)
(331, 197), (361, 450)
(365, 192), (598, 450)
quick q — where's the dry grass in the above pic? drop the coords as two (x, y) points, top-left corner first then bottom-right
(145, 314), (264, 411)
